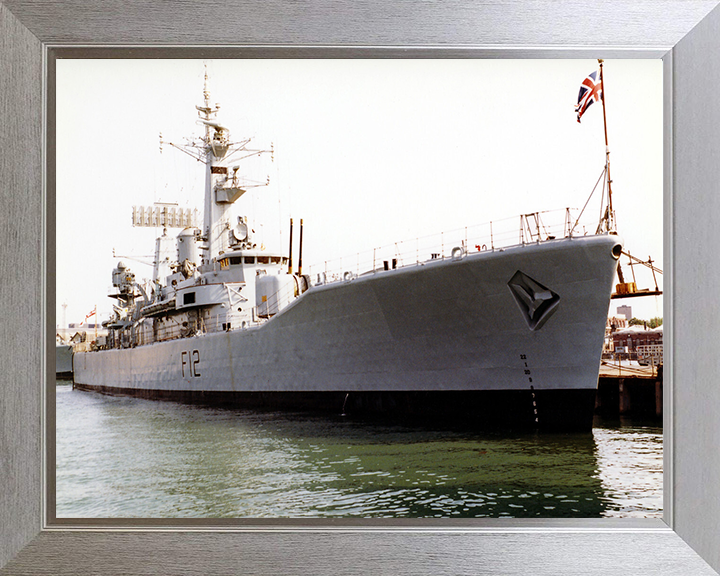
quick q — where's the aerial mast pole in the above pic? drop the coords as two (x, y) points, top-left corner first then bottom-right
(598, 59), (615, 233)
(597, 60), (630, 289)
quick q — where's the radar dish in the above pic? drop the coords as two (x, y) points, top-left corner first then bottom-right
(233, 222), (248, 242)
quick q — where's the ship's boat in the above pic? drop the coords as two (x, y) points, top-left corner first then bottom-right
(73, 74), (622, 432)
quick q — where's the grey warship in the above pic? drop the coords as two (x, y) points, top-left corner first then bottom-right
(73, 76), (622, 432)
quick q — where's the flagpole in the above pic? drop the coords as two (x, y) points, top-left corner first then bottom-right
(597, 60), (629, 291)
(598, 59), (614, 231)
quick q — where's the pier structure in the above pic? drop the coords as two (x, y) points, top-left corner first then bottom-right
(596, 360), (663, 419)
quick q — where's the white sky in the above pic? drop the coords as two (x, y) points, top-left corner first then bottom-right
(56, 59), (663, 327)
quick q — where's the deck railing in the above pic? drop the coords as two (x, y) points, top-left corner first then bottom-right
(307, 208), (596, 285)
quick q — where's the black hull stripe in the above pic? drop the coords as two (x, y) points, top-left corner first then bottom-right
(72, 384), (597, 432)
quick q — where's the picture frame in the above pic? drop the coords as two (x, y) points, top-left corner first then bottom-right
(2, 1), (720, 574)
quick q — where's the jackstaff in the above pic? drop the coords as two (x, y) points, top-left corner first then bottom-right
(575, 59), (615, 234)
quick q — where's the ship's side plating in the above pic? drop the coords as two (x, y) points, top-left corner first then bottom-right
(74, 234), (620, 430)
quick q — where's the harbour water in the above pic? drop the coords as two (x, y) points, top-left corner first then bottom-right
(55, 381), (662, 519)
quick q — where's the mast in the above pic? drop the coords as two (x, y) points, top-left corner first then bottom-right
(298, 219), (304, 275)
(162, 68), (272, 263)
(198, 69), (230, 262)
(598, 59), (615, 233)
(597, 61), (628, 287)
(288, 218), (294, 274)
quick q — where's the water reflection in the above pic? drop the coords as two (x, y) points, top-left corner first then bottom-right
(593, 422), (663, 517)
(55, 383), (661, 519)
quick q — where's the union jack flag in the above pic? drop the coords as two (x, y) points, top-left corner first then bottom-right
(575, 70), (603, 123)
(83, 307), (96, 324)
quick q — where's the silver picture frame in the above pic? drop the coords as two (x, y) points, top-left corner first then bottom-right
(2, 1), (720, 574)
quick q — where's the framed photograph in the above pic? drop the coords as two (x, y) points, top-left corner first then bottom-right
(52, 57), (664, 522)
(1, 2), (720, 574)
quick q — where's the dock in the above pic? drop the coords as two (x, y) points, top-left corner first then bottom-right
(596, 359), (662, 419)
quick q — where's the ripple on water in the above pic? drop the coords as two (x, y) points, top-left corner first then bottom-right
(56, 385), (662, 518)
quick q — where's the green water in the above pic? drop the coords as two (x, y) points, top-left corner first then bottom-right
(55, 382), (662, 518)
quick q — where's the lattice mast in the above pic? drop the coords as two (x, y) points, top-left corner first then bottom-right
(160, 68), (272, 264)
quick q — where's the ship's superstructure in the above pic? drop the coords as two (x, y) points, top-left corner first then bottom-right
(101, 74), (306, 351)
(73, 74), (623, 432)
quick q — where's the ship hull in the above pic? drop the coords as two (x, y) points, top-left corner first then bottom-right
(72, 385), (596, 431)
(56, 344), (73, 380)
(74, 235), (621, 431)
